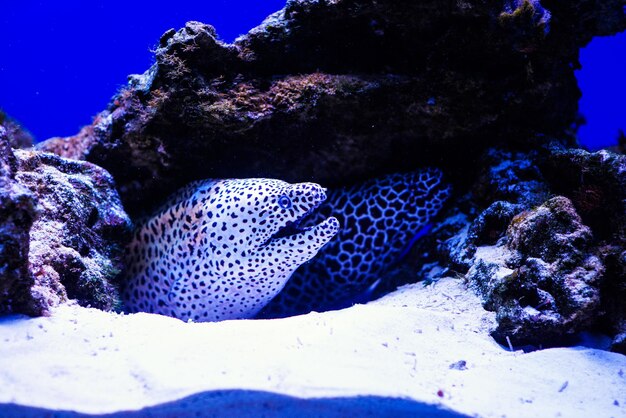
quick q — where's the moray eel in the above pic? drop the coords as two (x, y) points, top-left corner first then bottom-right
(258, 168), (450, 318)
(122, 178), (340, 322)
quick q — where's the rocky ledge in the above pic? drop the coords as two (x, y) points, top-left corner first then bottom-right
(37, 0), (625, 216)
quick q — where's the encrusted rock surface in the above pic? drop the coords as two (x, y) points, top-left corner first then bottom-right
(12, 151), (132, 313)
(37, 0), (626, 215)
(0, 138), (132, 316)
(543, 148), (626, 352)
(420, 147), (625, 352)
(543, 148), (626, 241)
(467, 196), (603, 347)
(0, 111), (34, 149)
(0, 128), (37, 315)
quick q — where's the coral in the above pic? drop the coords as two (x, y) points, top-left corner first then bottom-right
(39, 118), (101, 161)
(541, 147), (626, 352)
(0, 127), (17, 178)
(36, 0), (625, 216)
(433, 149), (550, 271)
(543, 147), (625, 241)
(4, 150), (132, 314)
(0, 127), (38, 315)
(469, 201), (521, 248)
(507, 196), (593, 262)
(428, 146), (625, 351)
(472, 149), (551, 208)
(499, 0), (552, 53)
(467, 196), (604, 347)
(0, 111), (34, 149)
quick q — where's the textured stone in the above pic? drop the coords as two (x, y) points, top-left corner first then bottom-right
(541, 148), (626, 352)
(432, 149), (551, 272)
(37, 0), (626, 216)
(14, 151), (132, 312)
(472, 149), (551, 208)
(466, 197), (604, 347)
(0, 111), (34, 149)
(423, 147), (625, 351)
(1, 149), (133, 315)
(543, 148), (626, 241)
(0, 127), (38, 315)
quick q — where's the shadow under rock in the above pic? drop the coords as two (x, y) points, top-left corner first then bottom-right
(0, 390), (470, 418)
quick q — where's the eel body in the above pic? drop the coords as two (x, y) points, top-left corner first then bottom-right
(259, 168), (450, 318)
(122, 178), (339, 322)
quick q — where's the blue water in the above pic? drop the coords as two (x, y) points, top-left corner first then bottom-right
(576, 33), (626, 149)
(0, 1), (624, 150)
(0, 1), (285, 141)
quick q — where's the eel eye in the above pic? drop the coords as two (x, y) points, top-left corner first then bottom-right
(278, 195), (292, 209)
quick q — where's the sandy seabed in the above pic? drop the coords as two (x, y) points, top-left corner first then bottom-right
(1, 277), (625, 418)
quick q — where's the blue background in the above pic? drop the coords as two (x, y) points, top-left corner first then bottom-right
(0, 1), (624, 149)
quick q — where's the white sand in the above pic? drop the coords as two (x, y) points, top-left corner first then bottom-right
(1, 277), (625, 417)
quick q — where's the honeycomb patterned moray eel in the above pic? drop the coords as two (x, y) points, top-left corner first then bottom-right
(258, 168), (450, 318)
(122, 179), (339, 322)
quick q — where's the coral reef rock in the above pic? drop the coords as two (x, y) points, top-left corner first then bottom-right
(467, 196), (603, 347)
(542, 148), (626, 352)
(0, 111), (34, 149)
(0, 128), (37, 314)
(428, 147), (625, 352)
(37, 0), (626, 215)
(543, 148), (625, 242)
(0, 142), (132, 316)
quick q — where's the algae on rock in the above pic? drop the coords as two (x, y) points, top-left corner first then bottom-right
(0, 130), (132, 316)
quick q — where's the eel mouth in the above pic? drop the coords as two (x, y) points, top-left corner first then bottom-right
(271, 219), (308, 240)
(260, 205), (326, 248)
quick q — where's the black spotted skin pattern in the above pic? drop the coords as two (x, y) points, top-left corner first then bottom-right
(122, 178), (339, 322)
(259, 168), (451, 318)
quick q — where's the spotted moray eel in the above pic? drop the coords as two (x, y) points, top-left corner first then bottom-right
(258, 168), (450, 318)
(123, 169), (449, 322)
(122, 178), (339, 322)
